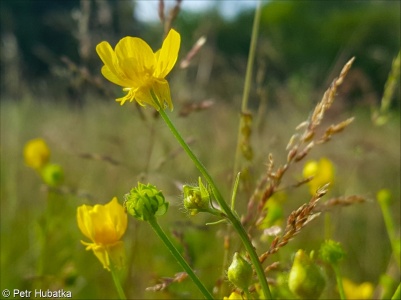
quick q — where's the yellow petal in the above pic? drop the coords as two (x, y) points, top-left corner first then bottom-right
(100, 66), (132, 87)
(115, 37), (156, 85)
(23, 138), (50, 169)
(77, 198), (127, 245)
(152, 80), (173, 110)
(96, 42), (117, 72)
(134, 80), (173, 110)
(84, 241), (125, 271)
(91, 244), (110, 270)
(88, 205), (119, 244)
(96, 42), (131, 86)
(77, 204), (95, 241)
(88, 198), (127, 244)
(134, 85), (156, 109)
(154, 29), (180, 78)
(105, 197), (128, 240)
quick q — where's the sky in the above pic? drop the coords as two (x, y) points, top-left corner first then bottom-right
(134, 0), (259, 22)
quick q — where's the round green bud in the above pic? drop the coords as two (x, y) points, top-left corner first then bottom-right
(227, 252), (253, 292)
(377, 189), (392, 205)
(289, 249), (326, 299)
(40, 163), (64, 187)
(124, 182), (169, 221)
(183, 177), (211, 215)
(319, 239), (345, 265)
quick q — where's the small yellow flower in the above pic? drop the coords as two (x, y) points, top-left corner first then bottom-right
(303, 157), (334, 195)
(342, 278), (374, 299)
(96, 29), (180, 110)
(23, 138), (50, 170)
(223, 291), (247, 300)
(77, 197), (127, 271)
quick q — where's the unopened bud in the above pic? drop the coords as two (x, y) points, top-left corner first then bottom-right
(227, 252), (253, 292)
(289, 249), (326, 299)
(40, 163), (64, 187)
(124, 183), (169, 221)
(183, 177), (213, 215)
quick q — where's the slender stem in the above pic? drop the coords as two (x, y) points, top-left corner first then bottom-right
(391, 282), (401, 300)
(324, 213), (332, 239)
(232, 0), (262, 178)
(157, 106), (272, 299)
(147, 217), (213, 299)
(110, 261), (127, 300)
(378, 195), (401, 268)
(333, 264), (345, 300)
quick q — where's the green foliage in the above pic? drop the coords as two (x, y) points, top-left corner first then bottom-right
(259, 0), (400, 89)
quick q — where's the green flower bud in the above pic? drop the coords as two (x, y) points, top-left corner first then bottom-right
(183, 177), (211, 215)
(377, 189), (392, 205)
(124, 182), (169, 221)
(289, 249), (326, 299)
(319, 239), (345, 265)
(227, 252), (253, 292)
(40, 163), (64, 187)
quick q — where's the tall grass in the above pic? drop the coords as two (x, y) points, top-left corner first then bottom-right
(1, 86), (399, 298)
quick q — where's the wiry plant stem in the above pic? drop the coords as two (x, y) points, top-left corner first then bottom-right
(153, 90), (272, 299)
(232, 0), (262, 178)
(147, 216), (213, 299)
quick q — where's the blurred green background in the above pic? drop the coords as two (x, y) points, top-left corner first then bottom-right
(1, 0), (400, 299)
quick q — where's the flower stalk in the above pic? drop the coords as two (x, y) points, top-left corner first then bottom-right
(147, 216), (213, 299)
(154, 91), (272, 299)
(333, 264), (346, 300)
(110, 261), (127, 300)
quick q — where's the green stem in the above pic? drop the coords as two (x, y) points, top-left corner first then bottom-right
(110, 261), (127, 300)
(378, 195), (401, 268)
(157, 105), (272, 299)
(324, 213), (332, 240)
(333, 264), (345, 300)
(391, 282), (401, 300)
(147, 217), (213, 299)
(232, 0), (262, 177)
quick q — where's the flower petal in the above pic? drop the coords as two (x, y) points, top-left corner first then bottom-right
(100, 66), (131, 87)
(89, 204), (119, 244)
(105, 197), (128, 240)
(77, 204), (95, 241)
(154, 29), (181, 78)
(96, 42), (131, 86)
(91, 244), (110, 270)
(115, 37), (156, 84)
(23, 138), (50, 170)
(96, 42), (118, 73)
(134, 85), (156, 108)
(152, 79), (173, 110)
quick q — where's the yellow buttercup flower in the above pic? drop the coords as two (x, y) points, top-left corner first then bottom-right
(77, 197), (127, 271)
(96, 29), (180, 110)
(223, 291), (247, 300)
(342, 278), (374, 299)
(23, 138), (50, 170)
(303, 157), (334, 195)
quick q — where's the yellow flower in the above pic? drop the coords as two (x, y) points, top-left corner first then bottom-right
(342, 278), (374, 299)
(96, 29), (180, 110)
(23, 138), (50, 170)
(223, 291), (247, 300)
(303, 157), (334, 195)
(77, 197), (127, 271)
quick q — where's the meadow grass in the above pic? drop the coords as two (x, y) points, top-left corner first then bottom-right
(1, 87), (399, 299)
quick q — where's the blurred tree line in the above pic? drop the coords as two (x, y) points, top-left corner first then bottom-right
(0, 0), (399, 110)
